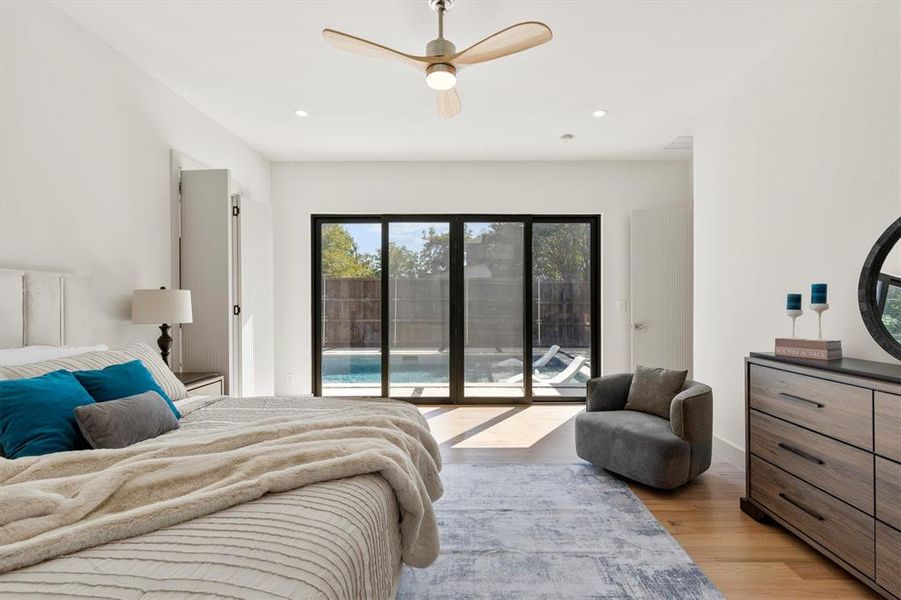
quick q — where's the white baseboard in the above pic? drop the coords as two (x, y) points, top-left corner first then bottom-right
(713, 435), (745, 470)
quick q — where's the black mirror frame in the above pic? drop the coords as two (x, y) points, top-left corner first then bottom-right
(859, 217), (901, 361)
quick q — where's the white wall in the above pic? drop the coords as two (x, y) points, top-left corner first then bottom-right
(271, 161), (691, 395)
(0, 1), (275, 394)
(693, 3), (900, 464)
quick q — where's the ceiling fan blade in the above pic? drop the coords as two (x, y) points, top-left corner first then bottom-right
(323, 29), (431, 71)
(451, 22), (552, 66)
(437, 88), (461, 118)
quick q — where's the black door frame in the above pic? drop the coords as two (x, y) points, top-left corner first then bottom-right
(311, 214), (601, 404)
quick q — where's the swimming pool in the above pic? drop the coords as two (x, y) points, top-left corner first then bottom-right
(322, 353), (588, 384)
(323, 354), (448, 384)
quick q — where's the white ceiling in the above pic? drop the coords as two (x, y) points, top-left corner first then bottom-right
(53, 1), (848, 161)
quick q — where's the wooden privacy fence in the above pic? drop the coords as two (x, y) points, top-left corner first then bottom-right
(321, 277), (590, 349)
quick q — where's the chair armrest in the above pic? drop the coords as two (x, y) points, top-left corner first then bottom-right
(669, 383), (713, 443)
(585, 373), (632, 412)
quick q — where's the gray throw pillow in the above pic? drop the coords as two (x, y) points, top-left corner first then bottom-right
(624, 365), (688, 419)
(74, 391), (179, 449)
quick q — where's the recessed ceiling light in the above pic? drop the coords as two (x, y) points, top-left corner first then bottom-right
(592, 109), (607, 118)
(294, 109), (309, 118)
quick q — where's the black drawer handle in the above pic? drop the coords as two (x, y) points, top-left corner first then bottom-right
(778, 442), (825, 465)
(779, 492), (825, 521)
(778, 392), (825, 409)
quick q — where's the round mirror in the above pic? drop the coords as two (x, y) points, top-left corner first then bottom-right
(859, 218), (901, 361)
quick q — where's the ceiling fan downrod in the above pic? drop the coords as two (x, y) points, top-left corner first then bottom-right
(426, 0), (455, 57)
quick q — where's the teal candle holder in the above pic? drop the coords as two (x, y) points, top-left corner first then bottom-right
(810, 283), (829, 339)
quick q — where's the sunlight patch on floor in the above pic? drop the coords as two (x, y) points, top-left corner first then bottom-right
(417, 407), (445, 418)
(422, 406), (517, 445)
(452, 405), (584, 449)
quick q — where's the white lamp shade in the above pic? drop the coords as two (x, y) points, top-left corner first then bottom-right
(132, 289), (193, 324)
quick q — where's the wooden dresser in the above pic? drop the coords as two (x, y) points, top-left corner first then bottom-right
(742, 353), (901, 599)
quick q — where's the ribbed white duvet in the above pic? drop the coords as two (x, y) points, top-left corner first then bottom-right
(0, 396), (441, 600)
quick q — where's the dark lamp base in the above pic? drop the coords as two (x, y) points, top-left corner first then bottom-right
(157, 323), (173, 366)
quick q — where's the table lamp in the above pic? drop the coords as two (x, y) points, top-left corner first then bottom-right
(132, 287), (193, 366)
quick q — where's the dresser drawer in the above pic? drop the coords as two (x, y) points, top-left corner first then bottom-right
(749, 364), (873, 450)
(875, 391), (901, 462)
(876, 456), (901, 531)
(876, 521), (901, 598)
(749, 410), (874, 513)
(750, 456), (874, 577)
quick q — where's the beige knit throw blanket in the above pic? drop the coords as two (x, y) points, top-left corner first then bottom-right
(0, 401), (442, 573)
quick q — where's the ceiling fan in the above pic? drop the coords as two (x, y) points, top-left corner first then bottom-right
(323, 0), (552, 118)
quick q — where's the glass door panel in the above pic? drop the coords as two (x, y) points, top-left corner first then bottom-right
(319, 221), (382, 396)
(314, 215), (598, 402)
(531, 222), (592, 397)
(463, 222), (525, 397)
(388, 222), (451, 397)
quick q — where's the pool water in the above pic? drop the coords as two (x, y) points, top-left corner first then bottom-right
(323, 354), (449, 384)
(323, 355), (448, 384)
(322, 353), (588, 384)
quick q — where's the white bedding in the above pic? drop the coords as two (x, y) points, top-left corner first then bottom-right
(0, 396), (441, 600)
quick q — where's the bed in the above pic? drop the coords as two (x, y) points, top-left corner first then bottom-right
(0, 270), (442, 599)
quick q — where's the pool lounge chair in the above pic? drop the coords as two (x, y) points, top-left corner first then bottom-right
(534, 345), (561, 368)
(504, 355), (587, 385)
(495, 345), (560, 369)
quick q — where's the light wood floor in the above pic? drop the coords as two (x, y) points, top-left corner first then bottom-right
(420, 404), (879, 600)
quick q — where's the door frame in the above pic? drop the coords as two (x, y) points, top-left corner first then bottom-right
(311, 214), (601, 404)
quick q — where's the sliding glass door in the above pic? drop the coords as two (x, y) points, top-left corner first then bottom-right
(463, 222), (525, 398)
(531, 221), (593, 398)
(313, 215), (599, 402)
(388, 221), (451, 398)
(315, 219), (382, 397)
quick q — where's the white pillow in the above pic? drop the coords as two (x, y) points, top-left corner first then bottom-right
(0, 344), (109, 367)
(120, 341), (188, 401)
(0, 342), (187, 400)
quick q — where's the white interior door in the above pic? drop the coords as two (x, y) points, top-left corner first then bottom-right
(234, 191), (273, 396)
(170, 151), (208, 371)
(230, 190), (242, 396)
(180, 169), (235, 393)
(630, 206), (692, 372)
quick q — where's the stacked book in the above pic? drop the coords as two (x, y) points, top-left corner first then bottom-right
(775, 338), (842, 360)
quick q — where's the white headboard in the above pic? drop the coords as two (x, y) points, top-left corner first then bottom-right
(0, 269), (93, 348)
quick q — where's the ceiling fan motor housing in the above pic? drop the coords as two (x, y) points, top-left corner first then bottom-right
(426, 38), (456, 57)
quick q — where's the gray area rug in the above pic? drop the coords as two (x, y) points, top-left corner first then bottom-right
(397, 463), (722, 599)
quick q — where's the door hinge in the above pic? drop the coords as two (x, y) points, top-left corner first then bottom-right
(233, 305), (241, 316)
(232, 205), (240, 217)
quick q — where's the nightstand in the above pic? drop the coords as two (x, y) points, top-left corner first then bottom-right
(175, 372), (224, 397)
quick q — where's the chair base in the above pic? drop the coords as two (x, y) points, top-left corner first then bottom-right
(575, 410), (702, 490)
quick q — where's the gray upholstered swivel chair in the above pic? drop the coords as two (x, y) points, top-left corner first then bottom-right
(575, 373), (713, 489)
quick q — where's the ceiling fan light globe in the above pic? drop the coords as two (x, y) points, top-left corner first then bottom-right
(426, 63), (457, 91)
